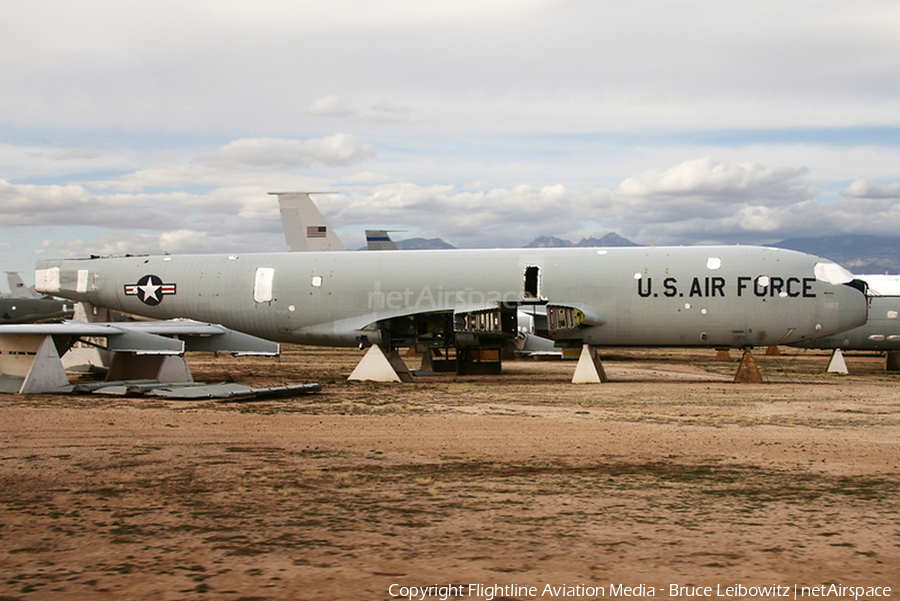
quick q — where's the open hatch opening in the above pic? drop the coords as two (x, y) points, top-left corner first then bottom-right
(524, 265), (540, 299)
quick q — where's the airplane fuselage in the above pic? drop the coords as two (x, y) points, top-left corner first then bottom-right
(35, 246), (867, 349)
(0, 298), (74, 325)
(796, 294), (900, 351)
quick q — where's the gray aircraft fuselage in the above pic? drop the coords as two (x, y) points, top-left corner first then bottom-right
(796, 294), (900, 351)
(35, 246), (867, 350)
(0, 298), (74, 325)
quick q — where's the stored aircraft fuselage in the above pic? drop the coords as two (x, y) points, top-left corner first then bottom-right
(35, 246), (867, 351)
(796, 275), (900, 351)
(0, 297), (74, 325)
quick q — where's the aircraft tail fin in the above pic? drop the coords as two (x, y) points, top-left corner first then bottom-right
(365, 230), (399, 251)
(269, 192), (346, 252)
(6, 272), (40, 299)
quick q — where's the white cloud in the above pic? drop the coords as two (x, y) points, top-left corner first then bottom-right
(0, 181), (171, 229)
(325, 183), (611, 248)
(0, 143), (135, 180)
(40, 233), (161, 258)
(600, 158), (816, 240)
(195, 135), (376, 170)
(3, 153), (900, 292)
(341, 171), (391, 184)
(305, 96), (421, 125)
(7, 131), (900, 261)
(614, 158), (810, 204)
(841, 178), (900, 199)
(358, 99), (421, 124)
(4, 1), (899, 133)
(91, 135), (373, 192)
(306, 95), (353, 118)
(159, 229), (242, 254)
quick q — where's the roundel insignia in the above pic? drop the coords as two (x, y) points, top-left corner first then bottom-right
(124, 274), (177, 306)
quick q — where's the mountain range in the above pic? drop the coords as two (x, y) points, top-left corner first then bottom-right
(527, 233), (900, 273)
(771, 235), (900, 274)
(524, 233), (639, 248)
(391, 237), (456, 250)
(386, 233), (900, 274)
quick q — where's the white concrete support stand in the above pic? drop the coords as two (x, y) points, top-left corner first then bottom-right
(827, 348), (849, 374)
(572, 344), (608, 384)
(348, 345), (413, 383)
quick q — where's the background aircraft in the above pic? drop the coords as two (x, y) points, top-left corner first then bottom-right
(794, 274), (900, 372)
(0, 297), (73, 325)
(0, 271), (75, 325)
(6, 272), (41, 299)
(365, 230), (399, 251)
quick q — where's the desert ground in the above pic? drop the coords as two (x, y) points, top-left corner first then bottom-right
(1, 345), (899, 601)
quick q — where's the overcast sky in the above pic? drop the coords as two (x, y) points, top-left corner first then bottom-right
(2, 0), (900, 291)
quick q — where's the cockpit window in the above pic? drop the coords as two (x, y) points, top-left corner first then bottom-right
(814, 262), (854, 285)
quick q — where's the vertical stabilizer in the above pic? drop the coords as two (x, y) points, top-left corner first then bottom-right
(365, 230), (399, 251)
(269, 192), (346, 252)
(6, 272), (40, 299)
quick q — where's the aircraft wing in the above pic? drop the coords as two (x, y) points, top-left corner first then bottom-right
(860, 274), (900, 297)
(0, 319), (280, 355)
(0, 318), (281, 394)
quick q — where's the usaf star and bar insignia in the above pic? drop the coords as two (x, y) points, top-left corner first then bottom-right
(124, 274), (177, 306)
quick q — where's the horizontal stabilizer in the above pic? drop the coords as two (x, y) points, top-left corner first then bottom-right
(106, 328), (185, 354)
(182, 327), (280, 355)
(105, 320), (228, 336)
(0, 319), (279, 356)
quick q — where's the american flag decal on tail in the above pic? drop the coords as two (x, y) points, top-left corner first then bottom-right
(307, 226), (327, 238)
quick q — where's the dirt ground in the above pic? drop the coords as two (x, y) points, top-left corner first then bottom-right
(1, 346), (899, 601)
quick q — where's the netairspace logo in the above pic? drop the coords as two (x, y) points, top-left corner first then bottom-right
(369, 283), (520, 311)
